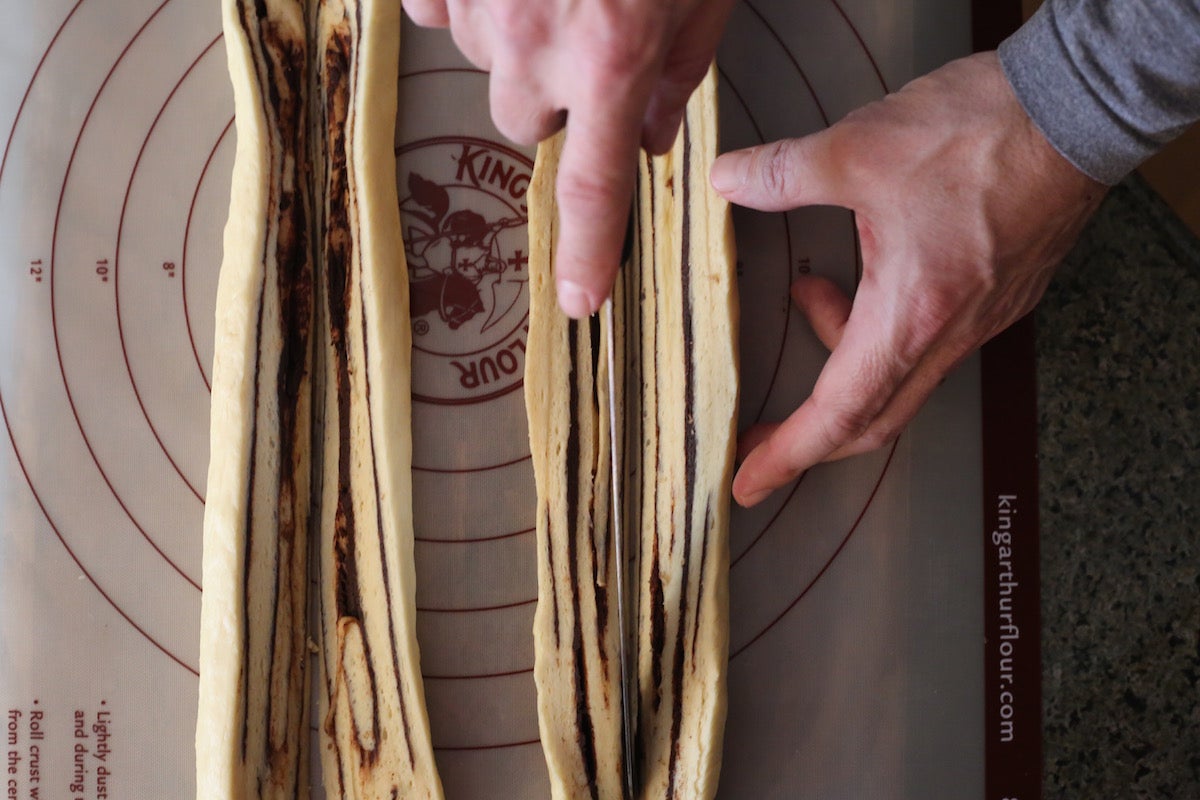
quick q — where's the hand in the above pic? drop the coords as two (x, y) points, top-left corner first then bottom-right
(405, 0), (736, 317)
(710, 52), (1106, 507)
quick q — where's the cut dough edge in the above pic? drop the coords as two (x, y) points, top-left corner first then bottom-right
(525, 65), (738, 800)
(197, 1), (443, 798)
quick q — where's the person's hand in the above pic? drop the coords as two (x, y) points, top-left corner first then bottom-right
(711, 51), (1107, 507)
(405, 0), (736, 317)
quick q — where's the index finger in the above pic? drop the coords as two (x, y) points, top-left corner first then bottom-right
(552, 90), (647, 318)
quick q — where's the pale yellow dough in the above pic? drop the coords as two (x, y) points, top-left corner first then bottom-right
(526, 67), (738, 800)
(197, 2), (443, 797)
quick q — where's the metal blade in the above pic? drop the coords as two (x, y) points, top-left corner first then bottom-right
(604, 293), (637, 800)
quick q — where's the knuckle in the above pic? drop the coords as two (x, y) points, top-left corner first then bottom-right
(757, 140), (798, 198)
(823, 118), (871, 185)
(582, 41), (641, 80)
(579, 12), (659, 75)
(859, 424), (899, 452)
(489, 1), (548, 44)
(555, 171), (624, 214)
(816, 398), (875, 449)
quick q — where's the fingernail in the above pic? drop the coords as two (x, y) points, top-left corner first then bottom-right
(558, 280), (598, 319)
(737, 487), (771, 508)
(710, 153), (746, 194)
(733, 469), (771, 507)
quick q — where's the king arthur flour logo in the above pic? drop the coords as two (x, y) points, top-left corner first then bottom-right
(398, 136), (534, 405)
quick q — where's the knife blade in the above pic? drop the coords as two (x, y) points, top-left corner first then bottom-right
(606, 209), (638, 799)
(604, 294), (636, 800)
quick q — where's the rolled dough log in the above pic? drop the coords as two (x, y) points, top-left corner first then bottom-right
(198, 1), (443, 797)
(526, 66), (738, 800)
(526, 131), (628, 800)
(310, 2), (444, 797)
(197, 2), (314, 796)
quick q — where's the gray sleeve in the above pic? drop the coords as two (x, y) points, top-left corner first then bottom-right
(998, 0), (1200, 185)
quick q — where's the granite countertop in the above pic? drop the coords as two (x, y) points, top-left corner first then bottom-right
(1036, 176), (1200, 796)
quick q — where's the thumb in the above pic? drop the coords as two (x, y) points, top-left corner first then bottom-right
(710, 132), (844, 211)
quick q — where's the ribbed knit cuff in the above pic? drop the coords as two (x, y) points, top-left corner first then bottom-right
(999, 3), (1164, 185)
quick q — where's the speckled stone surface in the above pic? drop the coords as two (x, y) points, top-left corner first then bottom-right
(1036, 176), (1200, 797)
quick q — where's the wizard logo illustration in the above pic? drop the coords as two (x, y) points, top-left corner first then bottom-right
(398, 137), (534, 405)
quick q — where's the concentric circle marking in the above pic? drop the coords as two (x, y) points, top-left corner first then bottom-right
(415, 524), (534, 545)
(182, 115), (233, 394)
(114, 32), (224, 505)
(434, 738), (541, 753)
(730, 441), (898, 660)
(0, 0), (203, 673)
(49, 0), (200, 597)
(1, 0), (907, 777)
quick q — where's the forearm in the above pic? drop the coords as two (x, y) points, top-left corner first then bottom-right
(999, 0), (1200, 185)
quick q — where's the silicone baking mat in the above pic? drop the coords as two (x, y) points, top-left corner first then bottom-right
(0, 1), (1039, 797)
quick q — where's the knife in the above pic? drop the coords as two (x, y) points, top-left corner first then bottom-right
(605, 209), (638, 799)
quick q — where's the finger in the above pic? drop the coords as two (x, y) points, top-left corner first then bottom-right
(404, 0), (450, 28)
(641, 48), (711, 155)
(552, 95), (646, 317)
(736, 421), (778, 464)
(823, 281), (1046, 462)
(732, 381), (891, 507)
(791, 274), (852, 351)
(489, 70), (565, 145)
(642, 0), (734, 153)
(730, 285), (919, 505)
(642, 104), (686, 155)
(822, 353), (957, 463)
(710, 133), (846, 212)
(445, 1), (493, 71)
